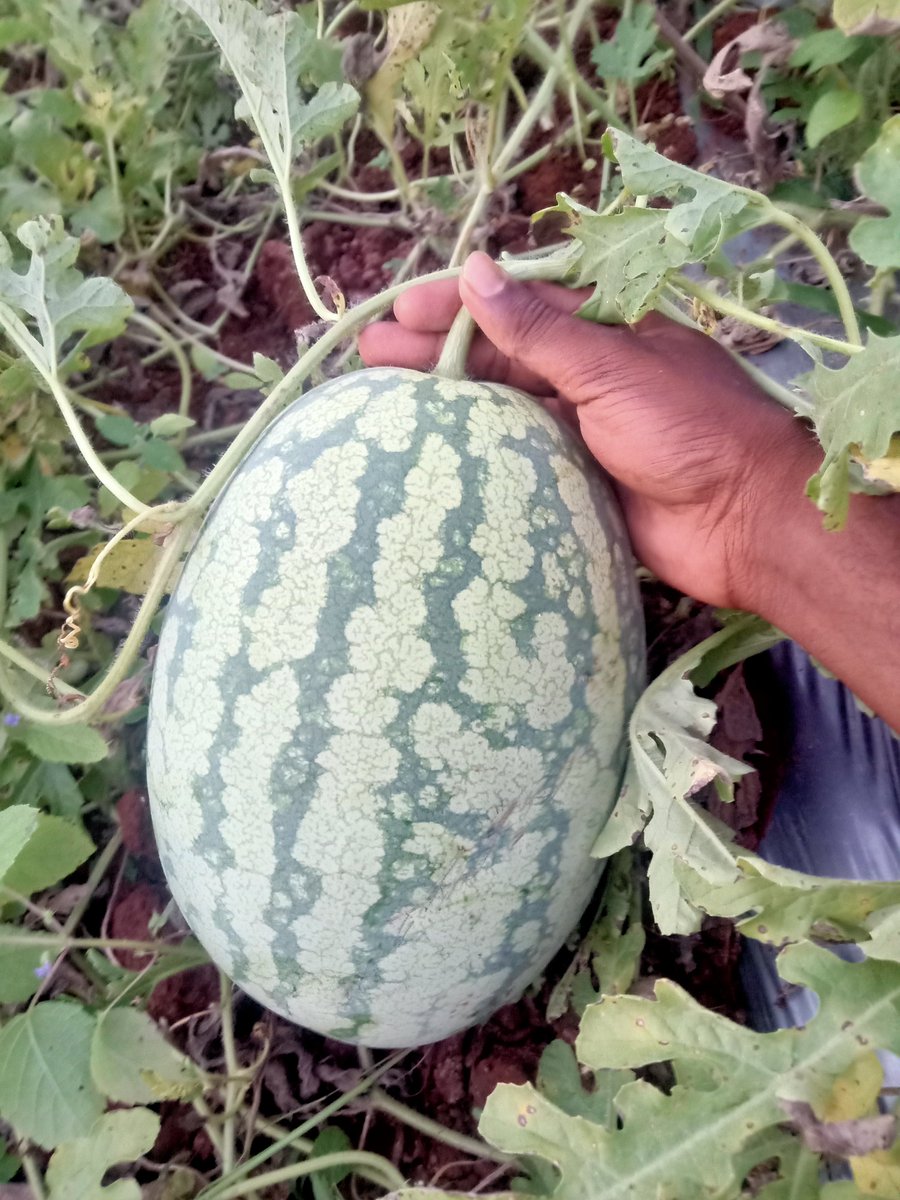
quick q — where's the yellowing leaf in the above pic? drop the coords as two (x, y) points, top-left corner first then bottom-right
(854, 1128), (900, 1195)
(858, 433), (900, 487)
(481, 946), (900, 1200)
(822, 1052), (883, 1121)
(67, 538), (169, 596)
(90, 1009), (200, 1105)
(365, 2), (440, 137)
(833, 0), (900, 35)
(806, 332), (900, 527)
(851, 1138), (900, 1199)
(45, 1108), (159, 1200)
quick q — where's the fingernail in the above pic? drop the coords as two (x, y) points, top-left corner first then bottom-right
(462, 252), (508, 299)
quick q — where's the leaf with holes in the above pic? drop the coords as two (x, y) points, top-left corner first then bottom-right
(604, 129), (763, 259)
(593, 620), (781, 935)
(806, 332), (900, 527)
(550, 199), (689, 323)
(45, 1108), (160, 1200)
(478, 945), (900, 1200)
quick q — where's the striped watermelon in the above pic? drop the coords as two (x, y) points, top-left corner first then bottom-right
(146, 368), (644, 1048)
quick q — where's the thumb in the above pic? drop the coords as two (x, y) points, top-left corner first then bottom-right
(459, 253), (645, 406)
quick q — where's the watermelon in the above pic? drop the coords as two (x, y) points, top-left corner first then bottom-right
(146, 367), (644, 1048)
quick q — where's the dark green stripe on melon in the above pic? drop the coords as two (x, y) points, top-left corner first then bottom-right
(147, 368), (644, 1047)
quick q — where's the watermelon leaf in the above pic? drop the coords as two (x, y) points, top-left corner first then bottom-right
(677, 855), (900, 947)
(806, 331), (900, 527)
(593, 617), (778, 935)
(178, 0), (358, 181)
(45, 1108), (160, 1200)
(604, 129), (764, 259)
(591, 2), (668, 86)
(17, 722), (109, 765)
(549, 200), (689, 323)
(478, 945), (900, 1199)
(0, 215), (132, 377)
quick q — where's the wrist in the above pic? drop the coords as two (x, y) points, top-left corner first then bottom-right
(730, 417), (825, 622)
(732, 421), (900, 732)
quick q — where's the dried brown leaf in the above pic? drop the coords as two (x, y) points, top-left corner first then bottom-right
(781, 1099), (898, 1158)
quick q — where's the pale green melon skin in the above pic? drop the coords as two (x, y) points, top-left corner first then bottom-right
(146, 368), (644, 1047)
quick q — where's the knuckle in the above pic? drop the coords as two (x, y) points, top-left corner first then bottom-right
(508, 291), (561, 351)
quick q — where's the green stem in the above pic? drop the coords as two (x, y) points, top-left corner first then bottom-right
(219, 973), (241, 1176)
(61, 830), (123, 940)
(0, 300), (149, 513)
(0, 518), (195, 725)
(21, 1151), (48, 1200)
(278, 178), (338, 323)
(683, 0), (741, 45)
(104, 127), (124, 235)
(370, 1089), (514, 1164)
(28, 829), (124, 1008)
(522, 24), (620, 130)
(324, 0), (359, 37)
(654, 294), (815, 418)
(672, 277), (862, 358)
(179, 254), (572, 519)
(761, 202), (863, 346)
(182, 422), (247, 449)
(298, 207), (411, 230)
(449, 182), (493, 266)
(128, 310), (193, 425)
(867, 269), (893, 318)
(435, 305), (477, 379)
(196, 1050), (409, 1200)
(0, 932), (200, 954)
(211, 1152), (405, 1200)
(51, 373), (151, 512)
(451, 0), (599, 264)
(0, 639), (82, 701)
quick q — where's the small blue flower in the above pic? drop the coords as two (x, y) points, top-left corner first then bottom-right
(34, 962), (52, 979)
(2, 713), (21, 727)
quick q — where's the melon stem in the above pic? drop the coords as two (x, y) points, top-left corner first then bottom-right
(434, 304), (477, 380)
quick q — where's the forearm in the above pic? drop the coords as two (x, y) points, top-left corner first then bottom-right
(743, 425), (900, 733)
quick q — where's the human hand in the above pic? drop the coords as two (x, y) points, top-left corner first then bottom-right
(358, 252), (814, 612)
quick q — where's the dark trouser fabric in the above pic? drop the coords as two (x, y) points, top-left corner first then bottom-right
(740, 642), (900, 1090)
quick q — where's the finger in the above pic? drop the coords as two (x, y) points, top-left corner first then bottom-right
(393, 273), (591, 332)
(393, 279), (462, 331)
(357, 321), (555, 396)
(459, 252), (662, 407)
